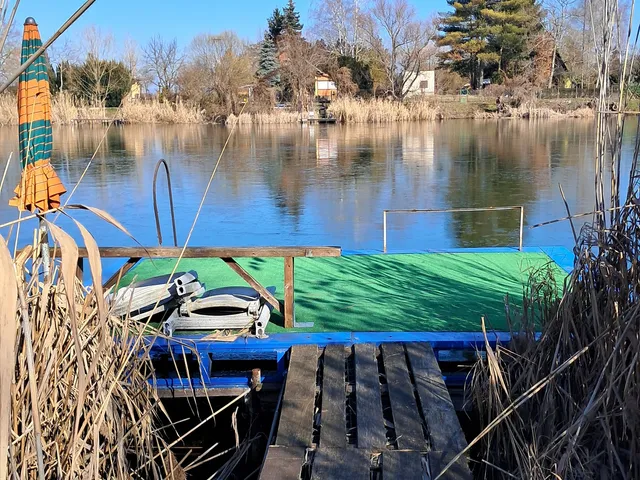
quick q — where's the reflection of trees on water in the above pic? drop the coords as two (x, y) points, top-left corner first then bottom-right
(441, 119), (593, 247)
(0, 118), (602, 249)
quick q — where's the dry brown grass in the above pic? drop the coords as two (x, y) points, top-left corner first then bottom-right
(119, 98), (204, 124)
(0, 208), (247, 478)
(226, 111), (300, 125)
(329, 97), (441, 122)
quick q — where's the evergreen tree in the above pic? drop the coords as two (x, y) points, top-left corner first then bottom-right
(439, 0), (541, 87)
(257, 35), (281, 86)
(481, 0), (541, 78)
(439, 0), (490, 89)
(283, 0), (303, 34)
(267, 8), (285, 42)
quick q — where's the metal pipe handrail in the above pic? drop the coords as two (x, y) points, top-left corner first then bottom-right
(383, 206), (525, 253)
(152, 159), (178, 247)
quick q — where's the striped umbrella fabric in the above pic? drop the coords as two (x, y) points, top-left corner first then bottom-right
(9, 17), (65, 213)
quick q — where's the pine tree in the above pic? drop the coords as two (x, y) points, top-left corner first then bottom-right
(438, 0), (491, 89)
(257, 35), (281, 86)
(283, 0), (303, 34)
(267, 8), (285, 42)
(481, 0), (541, 78)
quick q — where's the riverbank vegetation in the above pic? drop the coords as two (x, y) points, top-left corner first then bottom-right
(462, 0), (640, 476)
(0, 0), (616, 125)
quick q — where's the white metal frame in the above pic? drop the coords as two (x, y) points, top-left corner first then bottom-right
(382, 206), (525, 253)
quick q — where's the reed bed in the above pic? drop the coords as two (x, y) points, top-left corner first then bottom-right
(0, 211), (247, 478)
(118, 98), (205, 124)
(328, 97), (441, 122)
(462, 3), (639, 477)
(226, 111), (300, 125)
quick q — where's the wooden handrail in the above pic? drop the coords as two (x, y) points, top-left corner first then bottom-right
(35, 246), (342, 259)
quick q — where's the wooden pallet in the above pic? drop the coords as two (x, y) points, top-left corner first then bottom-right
(260, 342), (472, 480)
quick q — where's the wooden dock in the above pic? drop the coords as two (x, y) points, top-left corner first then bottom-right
(260, 343), (472, 480)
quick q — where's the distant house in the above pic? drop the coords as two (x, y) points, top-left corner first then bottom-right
(129, 81), (141, 100)
(531, 33), (570, 87)
(403, 71), (436, 97)
(315, 75), (337, 100)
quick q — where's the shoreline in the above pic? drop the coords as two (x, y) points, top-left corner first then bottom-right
(0, 93), (594, 126)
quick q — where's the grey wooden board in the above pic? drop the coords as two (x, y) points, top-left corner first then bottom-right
(383, 450), (424, 480)
(382, 343), (425, 451)
(277, 345), (318, 447)
(427, 451), (472, 480)
(321, 345), (346, 447)
(354, 343), (386, 449)
(312, 448), (370, 480)
(260, 446), (305, 480)
(405, 343), (468, 453)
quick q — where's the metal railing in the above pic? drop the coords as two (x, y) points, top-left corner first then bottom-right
(382, 206), (525, 253)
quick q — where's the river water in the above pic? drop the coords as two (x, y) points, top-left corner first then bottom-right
(0, 119), (632, 254)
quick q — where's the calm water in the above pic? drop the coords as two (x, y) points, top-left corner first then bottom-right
(0, 119), (632, 257)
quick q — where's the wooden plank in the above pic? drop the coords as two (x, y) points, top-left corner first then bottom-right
(312, 448), (370, 480)
(277, 345), (318, 447)
(427, 451), (472, 480)
(102, 257), (140, 290)
(260, 446), (305, 480)
(221, 257), (281, 313)
(284, 257), (295, 328)
(405, 343), (467, 453)
(320, 345), (346, 447)
(381, 343), (425, 451)
(354, 343), (386, 450)
(383, 451), (424, 480)
(38, 246), (341, 259)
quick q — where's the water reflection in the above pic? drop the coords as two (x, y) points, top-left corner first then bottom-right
(0, 118), (607, 251)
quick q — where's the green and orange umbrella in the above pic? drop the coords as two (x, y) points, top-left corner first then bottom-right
(9, 17), (65, 213)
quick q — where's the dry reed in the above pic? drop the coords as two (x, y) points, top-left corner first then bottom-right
(226, 111), (300, 125)
(463, 2), (639, 478)
(329, 97), (441, 122)
(0, 210), (248, 478)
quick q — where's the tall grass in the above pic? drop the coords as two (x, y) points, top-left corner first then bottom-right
(329, 97), (441, 122)
(119, 98), (204, 124)
(226, 111), (300, 125)
(458, 1), (639, 478)
(0, 210), (247, 478)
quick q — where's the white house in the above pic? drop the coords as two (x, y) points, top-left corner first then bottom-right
(403, 71), (436, 97)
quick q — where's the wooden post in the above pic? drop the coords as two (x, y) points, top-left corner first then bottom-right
(284, 257), (294, 328)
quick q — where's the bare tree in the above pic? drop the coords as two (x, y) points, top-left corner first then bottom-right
(143, 36), (183, 100)
(310, 0), (365, 59)
(544, 0), (576, 88)
(122, 36), (139, 78)
(361, 0), (435, 98)
(78, 26), (116, 106)
(279, 33), (328, 111)
(47, 38), (81, 91)
(181, 31), (253, 113)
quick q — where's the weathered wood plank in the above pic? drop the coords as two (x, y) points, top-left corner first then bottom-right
(277, 345), (318, 447)
(381, 343), (425, 451)
(383, 450), (424, 480)
(312, 448), (370, 480)
(39, 246), (341, 259)
(354, 343), (386, 450)
(320, 345), (346, 447)
(284, 257), (295, 328)
(405, 343), (467, 453)
(427, 451), (472, 480)
(260, 446), (305, 480)
(220, 257), (281, 313)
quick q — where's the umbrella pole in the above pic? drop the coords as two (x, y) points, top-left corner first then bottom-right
(38, 219), (50, 281)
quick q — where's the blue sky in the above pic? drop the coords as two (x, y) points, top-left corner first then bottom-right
(15, 0), (448, 53)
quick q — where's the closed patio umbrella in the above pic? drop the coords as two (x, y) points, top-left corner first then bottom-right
(9, 17), (65, 212)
